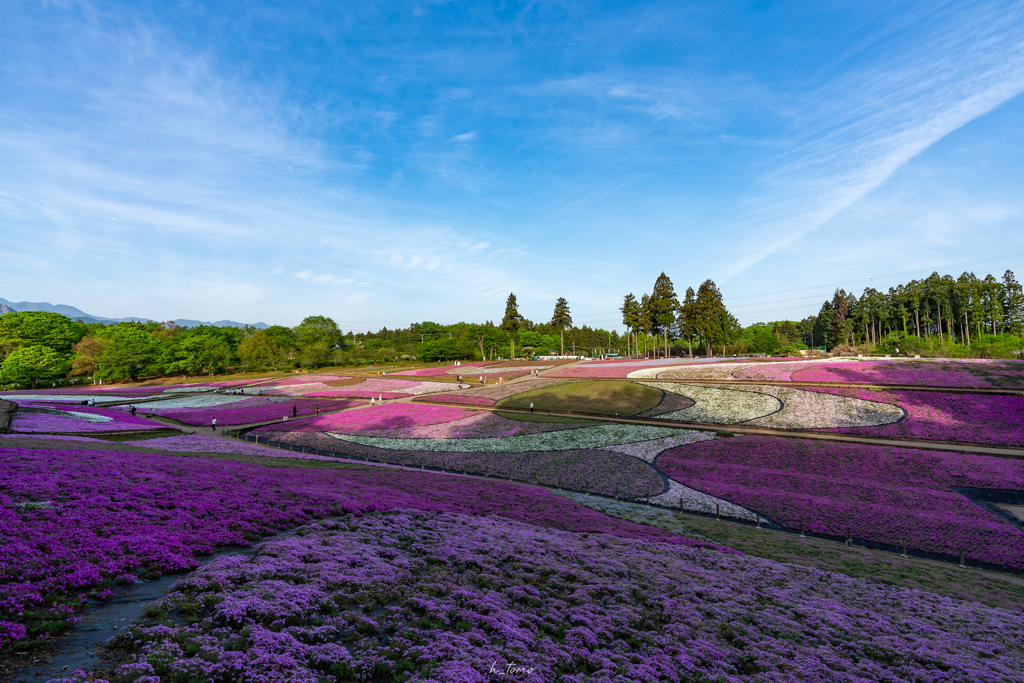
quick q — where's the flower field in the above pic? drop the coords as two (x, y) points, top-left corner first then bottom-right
(390, 361), (491, 377)
(107, 511), (1023, 683)
(416, 377), (576, 406)
(790, 359), (1024, 388)
(0, 437), (722, 648)
(156, 398), (360, 426)
(807, 387), (1024, 446)
(659, 436), (1024, 568)
(9, 405), (166, 433)
(546, 357), (708, 379)
(5, 357), (1024, 681)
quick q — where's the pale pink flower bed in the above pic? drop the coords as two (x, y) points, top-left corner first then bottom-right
(259, 374), (347, 387)
(391, 362), (490, 377)
(791, 360), (1024, 388)
(253, 403), (480, 434)
(264, 382), (339, 396)
(306, 390), (406, 399)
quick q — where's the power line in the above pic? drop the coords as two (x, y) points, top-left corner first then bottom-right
(728, 253), (1024, 303)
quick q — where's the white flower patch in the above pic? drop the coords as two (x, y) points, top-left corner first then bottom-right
(649, 480), (758, 521)
(134, 394), (254, 409)
(598, 430), (717, 463)
(162, 385), (212, 393)
(61, 411), (113, 423)
(330, 422), (683, 453)
(0, 394), (136, 404)
(640, 383), (780, 424)
(400, 381), (461, 395)
(628, 365), (738, 380)
(732, 385), (904, 429)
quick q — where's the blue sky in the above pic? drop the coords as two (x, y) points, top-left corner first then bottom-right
(2, 1), (1023, 331)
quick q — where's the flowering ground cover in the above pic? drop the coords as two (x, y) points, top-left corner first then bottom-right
(303, 378), (457, 399)
(546, 357), (705, 379)
(700, 384), (906, 429)
(791, 359), (1024, 388)
(0, 441), (724, 648)
(158, 398), (360, 427)
(332, 421), (687, 453)
(390, 361), (491, 377)
(640, 383), (781, 423)
(252, 402), (478, 434)
(807, 387), (1024, 446)
(259, 433), (666, 497)
(9, 405), (166, 433)
(106, 510), (1024, 682)
(658, 436), (1024, 569)
(415, 377), (576, 406)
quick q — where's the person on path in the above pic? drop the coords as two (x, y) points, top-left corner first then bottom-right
(292, 405), (297, 418)
(315, 404), (320, 416)
(211, 417), (217, 432)
(530, 402), (534, 414)
(130, 405), (136, 416)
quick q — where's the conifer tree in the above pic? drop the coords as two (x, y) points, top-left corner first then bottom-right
(620, 294), (640, 357)
(501, 293), (523, 359)
(651, 272), (678, 359)
(550, 297), (572, 356)
(678, 287), (696, 357)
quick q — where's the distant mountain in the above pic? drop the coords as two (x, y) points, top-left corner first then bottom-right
(0, 298), (270, 329)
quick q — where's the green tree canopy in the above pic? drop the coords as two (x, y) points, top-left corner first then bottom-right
(0, 345), (72, 388)
(0, 311), (86, 357)
(295, 316), (343, 349)
(95, 324), (160, 381)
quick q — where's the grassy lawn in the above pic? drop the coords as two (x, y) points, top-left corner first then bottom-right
(493, 411), (591, 424)
(496, 380), (664, 416)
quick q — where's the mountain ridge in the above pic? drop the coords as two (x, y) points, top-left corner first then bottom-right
(0, 298), (270, 329)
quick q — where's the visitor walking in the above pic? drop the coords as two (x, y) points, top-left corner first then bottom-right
(292, 405), (297, 418)
(530, 402), (534, 414)
(211, 417), (217, 432)
(315, 404), (320, 416)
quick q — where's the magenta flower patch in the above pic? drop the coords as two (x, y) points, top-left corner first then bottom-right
(659, 436), (1024, 568)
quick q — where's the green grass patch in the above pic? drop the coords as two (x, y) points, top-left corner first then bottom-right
(496, 381), (663, 416)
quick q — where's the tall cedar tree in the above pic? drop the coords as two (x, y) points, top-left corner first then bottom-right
(830, 288), (849, 348)
(679, 287), (696, 357)
(651, 272), (678, 359)
(694, 280), (725, 357)
(639, 293), (653, 358)
(550, 297), (573, 356)
(620, 294), (640, 357)
(500, 293), (523, 359)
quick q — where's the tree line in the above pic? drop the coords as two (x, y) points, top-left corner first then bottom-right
(4, 268), (1020, 388)
(804, 269), (1024, 353)
(620, 274), (739, 358)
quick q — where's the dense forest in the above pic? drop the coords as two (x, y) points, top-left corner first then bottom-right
(1, 269), (1021, 388)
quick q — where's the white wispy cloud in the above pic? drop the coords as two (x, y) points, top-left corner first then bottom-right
(718, 1), (1024, 281)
